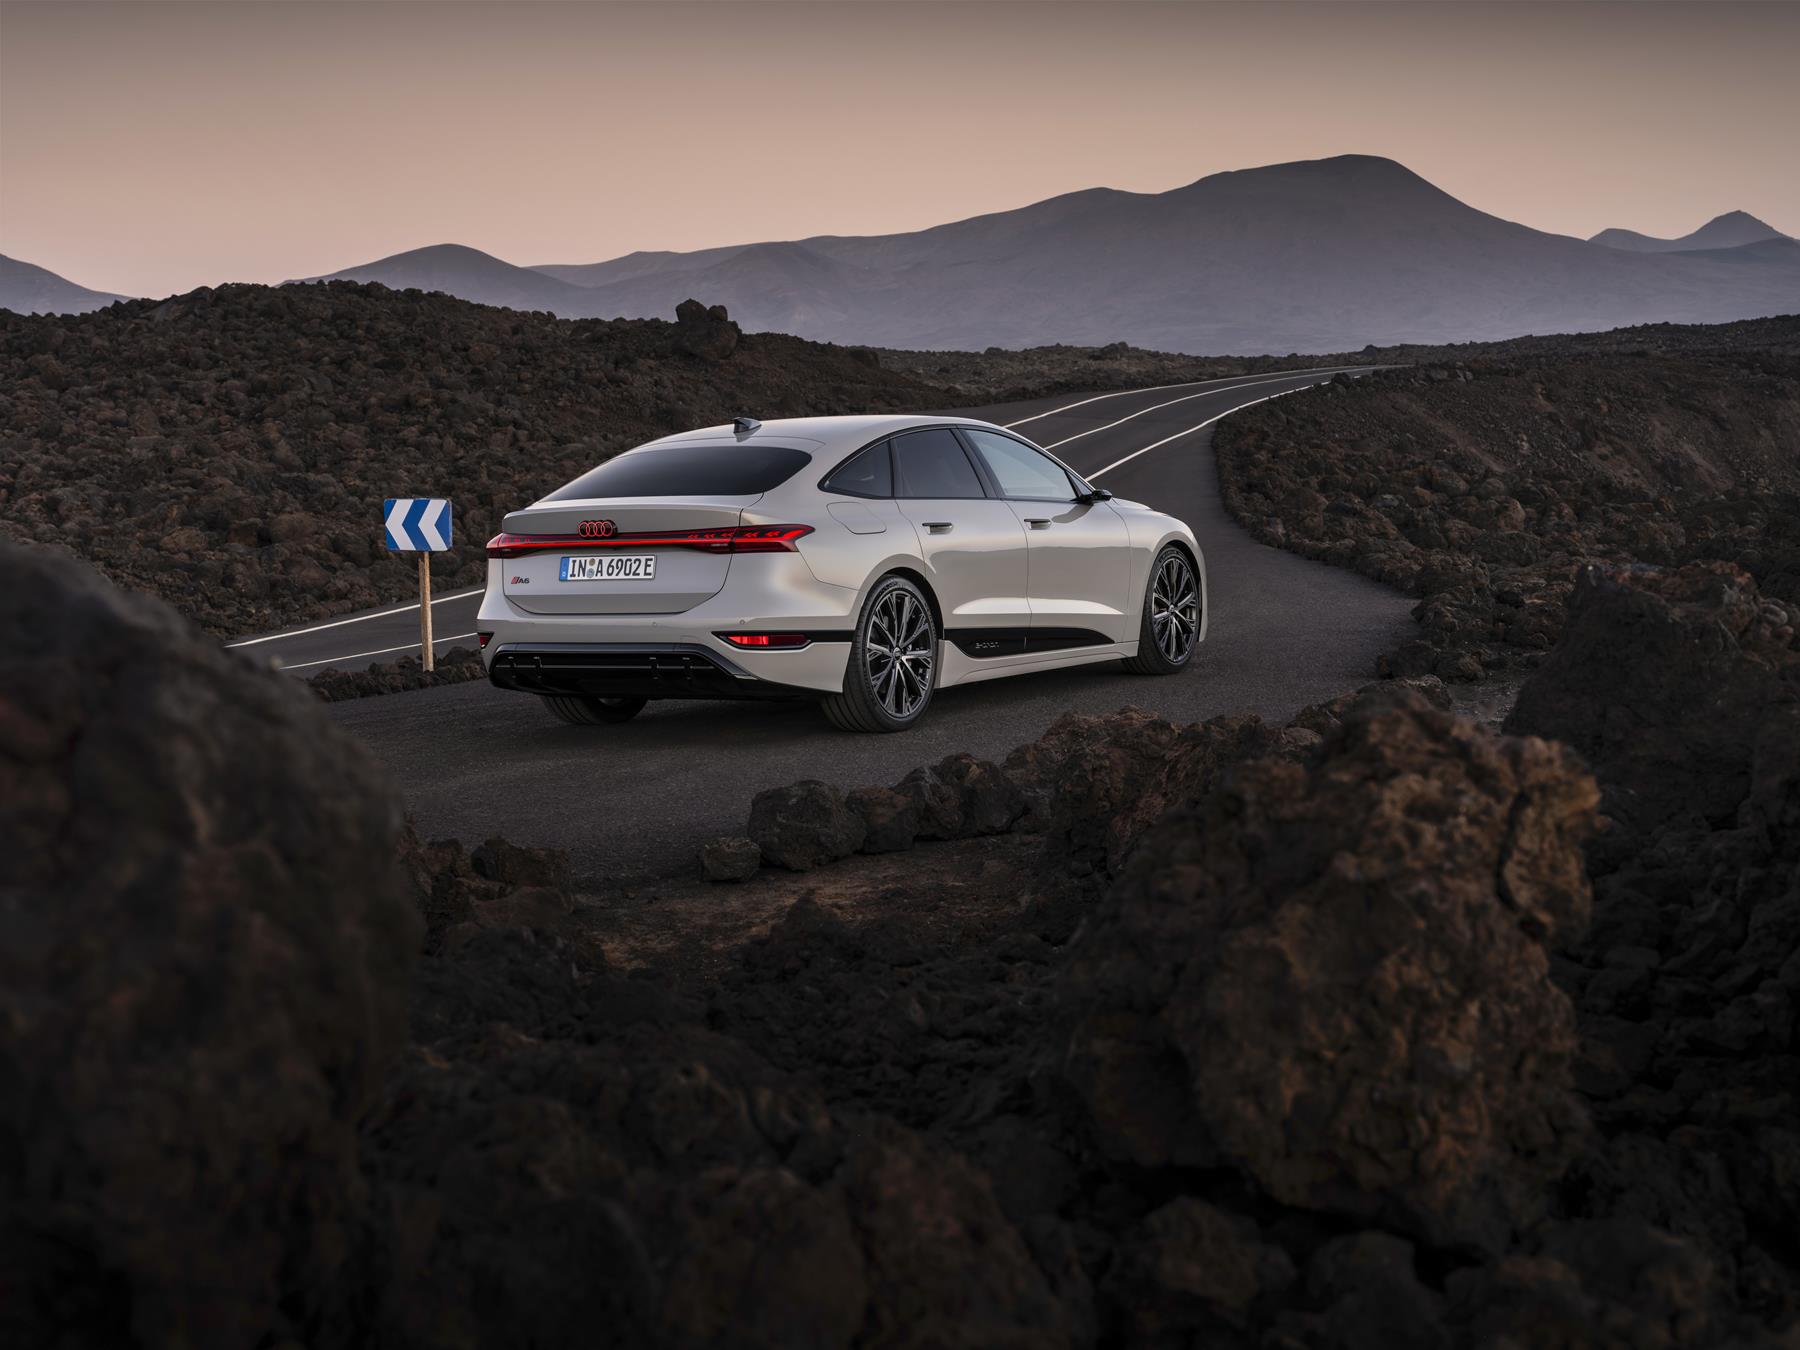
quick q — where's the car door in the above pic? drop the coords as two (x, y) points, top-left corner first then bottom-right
(890, 427), (1031, 652)
(959, 427), (1135, 646)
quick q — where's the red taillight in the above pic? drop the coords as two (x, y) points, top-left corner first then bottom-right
(718, 632), (811, 649)
(486, 525), (813, 558)
(477, 632), (494, 650)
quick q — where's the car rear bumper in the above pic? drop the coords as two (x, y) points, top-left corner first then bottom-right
(477, 562), (856, 697)
(486, 643), (832, 701)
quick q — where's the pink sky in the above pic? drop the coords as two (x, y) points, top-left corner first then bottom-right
(2, 0), (1795, 299)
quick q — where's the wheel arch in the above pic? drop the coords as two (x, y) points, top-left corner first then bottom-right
(865, 564), (944, 636)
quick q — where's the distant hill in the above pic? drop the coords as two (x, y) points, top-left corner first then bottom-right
(304, 157), (1800, 354)
(1590, 210), (1789, 253)
(294, 243), (609, 316)
(0, 255), (131, 315)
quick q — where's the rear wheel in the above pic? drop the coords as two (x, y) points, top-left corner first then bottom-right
(821, 575), (939, 733)
(542, 694), (648, 725)
(1122, 545), (1200, 675)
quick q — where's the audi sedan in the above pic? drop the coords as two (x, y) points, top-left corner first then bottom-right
(478, 414), (1205, 732)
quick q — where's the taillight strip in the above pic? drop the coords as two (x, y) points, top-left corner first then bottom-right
(487, 525), (813, 559)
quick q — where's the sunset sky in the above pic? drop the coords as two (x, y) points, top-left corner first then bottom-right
(3, 0), (1795, 299)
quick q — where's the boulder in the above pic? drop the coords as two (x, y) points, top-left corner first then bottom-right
(847, 785), (917, 853)
(1104, 1197), (1295, 1340)
(1506, 561), (1799, 850)
(893, 763), (966, 840)
(931, 753), (1027, 836)
(674, 296), (740, 362)
(0, 543), (420, 1347)
(1061, 687), (1599, 1251)
(747, 780), (865, 871)
(700, 834), (763, 882)
(1006, 707), (1286, 873)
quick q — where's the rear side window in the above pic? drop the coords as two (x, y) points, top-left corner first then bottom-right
(544, 443), (812, 500)
(822, 441), (893, 498)
(962, 428), (1076, 500)
(893, 429), (986, 499)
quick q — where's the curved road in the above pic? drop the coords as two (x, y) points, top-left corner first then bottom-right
(240, 368), (1414, 883)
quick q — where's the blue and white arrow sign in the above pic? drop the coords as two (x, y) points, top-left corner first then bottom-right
(383, 498), (453, 552)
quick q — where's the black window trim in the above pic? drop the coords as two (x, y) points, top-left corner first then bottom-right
(818, 438), (895, 500)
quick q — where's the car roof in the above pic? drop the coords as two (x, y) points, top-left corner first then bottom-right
(640, 414), (1012, 455)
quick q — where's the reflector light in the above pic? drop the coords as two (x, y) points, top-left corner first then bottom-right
(477, 632), (494, 650)
(718, 632), (810, 649)
(486, 525), (813, 558)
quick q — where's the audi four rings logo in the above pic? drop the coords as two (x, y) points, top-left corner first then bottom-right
(579, 519), (617, 537)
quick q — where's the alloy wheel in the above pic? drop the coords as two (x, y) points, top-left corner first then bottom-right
(865, 586), (934, 719)
(1150, 553), (1198, 664)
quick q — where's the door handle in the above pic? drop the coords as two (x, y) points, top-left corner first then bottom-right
(1024, 517), (1051, 529)
(923, 521), (953, 534)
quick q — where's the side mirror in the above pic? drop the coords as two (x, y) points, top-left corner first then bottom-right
(1078, 488), (1113, 503)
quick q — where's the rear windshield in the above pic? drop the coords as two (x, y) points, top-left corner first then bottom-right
(544, 443), (812, 500)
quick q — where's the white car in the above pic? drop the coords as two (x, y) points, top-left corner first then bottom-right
(478, 415), (1205, 732)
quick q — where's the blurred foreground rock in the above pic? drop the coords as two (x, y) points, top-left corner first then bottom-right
(0, 541), (420, 1347)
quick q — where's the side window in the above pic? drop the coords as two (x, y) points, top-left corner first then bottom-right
(823, 441), (892, 498)
(962, 429), (1076, 501)
(893, 428), (986, 499)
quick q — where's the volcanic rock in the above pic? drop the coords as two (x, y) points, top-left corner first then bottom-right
(1061, 686), (1600, 1251)
(1215, 353), (1800, 680)
(0, 542), (420, 1347)
(306, 645), (487, 701)
(747, 780), (866, 871)
(1007, 707), (1287, 874)
(931, 752), (1028, 836)
(1506, 561), (1799, 849)
(1504, 563), (1800, 1317)
(846, 785), (917, 853)
(675, 296), (741, 361)
(700, 834), (763, 882)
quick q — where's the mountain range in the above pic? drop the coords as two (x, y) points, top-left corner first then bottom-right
(1588, 210), (1790, 253)
(6, 156), (1795, 354)
(0, 254), (129, 316)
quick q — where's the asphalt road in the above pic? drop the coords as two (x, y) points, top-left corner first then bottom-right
(247, 367), (1415, 883)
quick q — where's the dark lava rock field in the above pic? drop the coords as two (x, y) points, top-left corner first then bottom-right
(1214, 327), (1800, 681)
(0, 283), (944, 636)
(5, 537), (1799, 1348)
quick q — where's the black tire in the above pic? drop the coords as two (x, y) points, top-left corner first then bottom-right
(541, 694), (648, 725)
(820, 574), (939, 733)
(1122, 545), (1201, 675)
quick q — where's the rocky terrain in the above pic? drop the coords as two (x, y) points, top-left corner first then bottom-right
(1214, 329), (1800, 680)
(304, 645), (487, 701)
(6, 537), (1797, 1347)
(0, 283), (942, 637)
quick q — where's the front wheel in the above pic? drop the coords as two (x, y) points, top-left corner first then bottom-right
(1121, 545), (1200, 675)
(542, 694), (648, 725)
(821, 575), (939, 732)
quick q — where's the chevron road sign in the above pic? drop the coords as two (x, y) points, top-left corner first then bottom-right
(384, 497), (453, 551)
(382, 498), (454, 672)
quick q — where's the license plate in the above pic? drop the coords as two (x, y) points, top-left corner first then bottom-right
(559, 554), (656, 581)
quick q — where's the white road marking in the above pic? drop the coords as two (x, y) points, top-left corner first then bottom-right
(1035, 369), (1330, 451)
(1088, 387), (1308, 480)
(275, 633), (481, 672)
(1001, 363), (1372, 429)
(224, 588), (485, 648)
